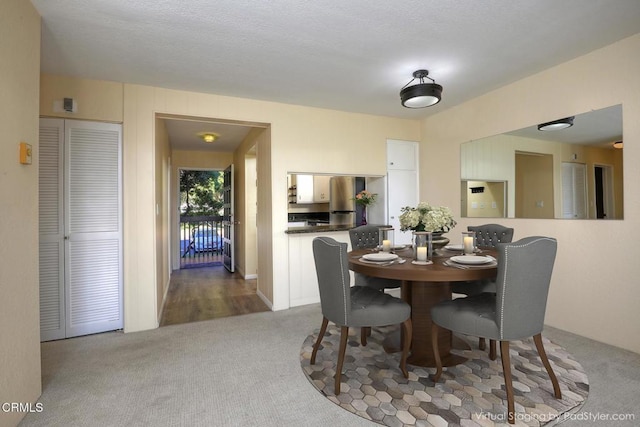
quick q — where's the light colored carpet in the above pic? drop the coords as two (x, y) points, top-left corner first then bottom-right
(18, 304), (640, 427)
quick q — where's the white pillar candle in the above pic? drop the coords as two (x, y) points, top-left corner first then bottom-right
(417, 246), (428, 261)
(382, 239), (391, 252)
(463, 236), (474, 254)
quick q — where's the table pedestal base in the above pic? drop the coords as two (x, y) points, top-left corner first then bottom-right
(383, 331), (470, 367)
(401, 280), (469, 368)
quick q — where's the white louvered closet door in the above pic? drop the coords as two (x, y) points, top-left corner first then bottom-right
(38, 119), (123, 341)
(65, 120), (123, 338)
(39, 119), (65, 341)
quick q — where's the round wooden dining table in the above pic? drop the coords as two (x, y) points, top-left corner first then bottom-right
(348, 246), (498, 367)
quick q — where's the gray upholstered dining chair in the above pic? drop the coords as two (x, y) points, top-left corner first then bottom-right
(451, 223), (514, 356)
(431, 236), (561, 424)
(469, 223), (515, 248)
(349, 225), (401, 291)
(310, 236), (412, 395)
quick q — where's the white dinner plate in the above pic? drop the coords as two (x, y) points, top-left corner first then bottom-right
(362, 253), (399, 262)
(444, 244), (464, 251)
(450, 255), (492, 265)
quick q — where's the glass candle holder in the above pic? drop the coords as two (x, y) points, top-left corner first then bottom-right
(379, 227), (394, 252)
(413, 231), (432, 262)
(462, 231), (476, 255)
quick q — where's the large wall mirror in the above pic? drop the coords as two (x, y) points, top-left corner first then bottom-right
(461, 104), (623, 219)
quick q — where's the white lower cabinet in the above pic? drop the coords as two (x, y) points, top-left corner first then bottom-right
(288, 231), (353, 307)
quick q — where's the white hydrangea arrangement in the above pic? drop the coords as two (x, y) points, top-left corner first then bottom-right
(398, 202), (457, 232)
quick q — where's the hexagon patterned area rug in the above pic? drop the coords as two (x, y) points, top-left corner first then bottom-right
(300, 324), (588, 426)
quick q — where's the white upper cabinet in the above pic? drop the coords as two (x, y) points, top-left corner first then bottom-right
(291, 174), (331, 204)
(313, 175), (331, 203)
(387, 139), (418, 170)
(296, 174), (314, 203)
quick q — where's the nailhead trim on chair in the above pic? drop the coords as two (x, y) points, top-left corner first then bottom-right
(498, 237), (554, 340)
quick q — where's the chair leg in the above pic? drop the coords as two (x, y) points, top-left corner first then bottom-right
(431, 323), (443, 382)
(479, 337), (486, 350)
(489, 339), (497, 360)
(500, 341), (516, 424)
(335, 326), (349, 395)
(533, 333), (562, 399)
(360, 327), (370, 346)
(399, 319), (412, 378)
(310, 317), (329, 365)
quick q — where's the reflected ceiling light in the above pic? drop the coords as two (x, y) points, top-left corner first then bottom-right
(400, 69), (443, 108)
(537, 116), (574, 131)
(613, 141), (623, 149)
(198, 132), (219, 143)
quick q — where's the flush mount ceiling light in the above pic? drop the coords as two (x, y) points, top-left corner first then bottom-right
(198, 132), (219, 143)
(400, 69), (443, 108)
(537, 116), (574, 131)
(613, 141), (623, 149)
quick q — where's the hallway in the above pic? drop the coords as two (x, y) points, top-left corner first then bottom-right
(160, 266), (269, 326)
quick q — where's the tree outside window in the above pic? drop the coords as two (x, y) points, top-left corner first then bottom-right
(180, 170), (224, 216)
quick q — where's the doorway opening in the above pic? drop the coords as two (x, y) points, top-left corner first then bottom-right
(515, 151), (554, 219)
(179, 169), (225, 269)
(157, 114), (269, 327)
(594, 164), (614, 219)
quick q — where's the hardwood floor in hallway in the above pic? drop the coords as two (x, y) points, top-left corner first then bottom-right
(160, 265), (270, 326)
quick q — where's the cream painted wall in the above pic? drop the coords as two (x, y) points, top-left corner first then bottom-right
(233, 127), (263, 279)
(155, 119), (171, 319)
(255, 128), (273, 305)
(0, 1), (42, 426)
(420, 33), (640, 353)
(40, 74), (123, 122)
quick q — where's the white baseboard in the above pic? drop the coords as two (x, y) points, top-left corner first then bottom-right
(157, 276), (171, 327)
(256, 289), (273, 310)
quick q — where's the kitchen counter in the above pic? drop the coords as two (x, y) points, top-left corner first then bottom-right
(285, 224), (355, 234)
(285, 223), (390, 234)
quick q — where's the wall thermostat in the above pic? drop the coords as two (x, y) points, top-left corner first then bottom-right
(20, 142), (32, 165)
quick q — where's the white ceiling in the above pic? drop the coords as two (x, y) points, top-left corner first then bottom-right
(162, 118), (256, 151)
(506, 104), (623, 148)
(32, 0), (640, 151)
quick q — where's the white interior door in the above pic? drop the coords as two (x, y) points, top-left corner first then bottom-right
(223, 164), (235, 272)
(65, 121), (123, 337)
(38, 118), (123, 341)
(387, 170), (419, 244)
(386, 140), (419, 245)
(562, 162), (587, 219)
(39, 119), (65, 341)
